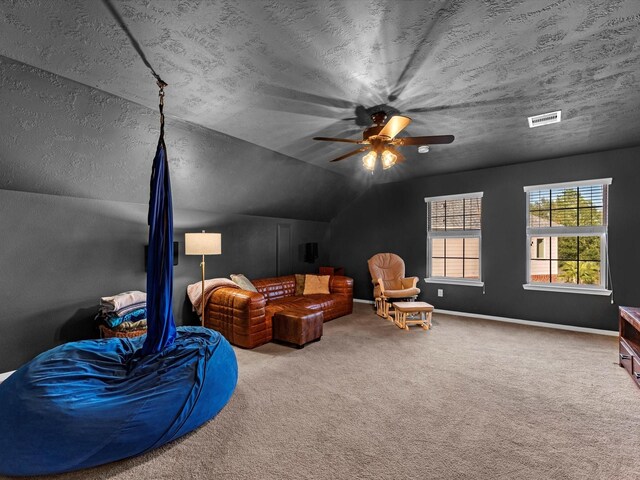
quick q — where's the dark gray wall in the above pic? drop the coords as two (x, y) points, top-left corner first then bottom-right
(0, 56), (346, 372)
(0, 55), (362, 221)
(0, 188), (329, 371)
(330, 146), (640, 332)
(2, 46), (638, 373)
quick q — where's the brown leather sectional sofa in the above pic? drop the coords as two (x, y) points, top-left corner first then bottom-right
(204, 275), (354, 348)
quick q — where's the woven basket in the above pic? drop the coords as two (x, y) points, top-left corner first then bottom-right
(99, 324), (147, 339)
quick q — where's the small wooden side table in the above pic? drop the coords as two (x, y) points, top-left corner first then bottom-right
(392, 302), (434, 331)
(319, 266), (345, 276)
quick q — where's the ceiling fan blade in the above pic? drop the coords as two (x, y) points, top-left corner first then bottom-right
(330, 147), (369, 162)
(313, 136), (364, 144)
(394, 135), (455, 146)
(378, 115), (412, 139)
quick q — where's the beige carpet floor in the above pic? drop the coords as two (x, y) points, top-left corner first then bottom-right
(13, 303), (640, 480)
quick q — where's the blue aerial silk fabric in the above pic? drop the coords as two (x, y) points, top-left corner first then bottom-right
(0, 327), (238, 476)
(0, 114), (239, 476)
(141, 136), (176, 355)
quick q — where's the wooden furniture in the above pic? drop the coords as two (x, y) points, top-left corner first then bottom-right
(392, 302), (433, 331)
(375, 296), (397, 320)
(272, 308), (324, 348)
(375, 297), (386, 318)
(367, 253), (419, 318)
(205, 275), (353, 349)
(319, 266), (345, 276)
(619, 306), (640, 388)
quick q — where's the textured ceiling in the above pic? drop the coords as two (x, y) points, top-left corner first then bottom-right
(1, 0), (640, 183)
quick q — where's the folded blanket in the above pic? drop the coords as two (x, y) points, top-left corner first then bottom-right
(99, 302), (146, 320)
(103, 308), (147, 328)
(114, 319), (147, 331)
(100, 291), (146, 312)
(112, 302), (146, 317)
(187, 278), (240, 317)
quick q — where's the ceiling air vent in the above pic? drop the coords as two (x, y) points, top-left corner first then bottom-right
(527, 110), (561, 128)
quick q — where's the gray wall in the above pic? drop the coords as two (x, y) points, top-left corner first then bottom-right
(0, 188), (329, 371)
(330, 146), (640, 332)
(0, 55), (362, 221)
(0, 56), (345, 372)
(1, 51), (638, 372)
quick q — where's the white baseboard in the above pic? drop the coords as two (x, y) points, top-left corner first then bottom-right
(0, 370), (15, 383)
(353, 298), (617, 336)
(353, 298), (375, 305)
(434, 308), (617, 336)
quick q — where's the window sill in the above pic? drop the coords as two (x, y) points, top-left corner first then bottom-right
(424, 278), (484, 287)
(522, 284), (612, 296)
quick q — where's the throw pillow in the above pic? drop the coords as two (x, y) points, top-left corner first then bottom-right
(294, 274), (305, 295)
(230, 274), (258, 292)
(303, 274), (330, 295)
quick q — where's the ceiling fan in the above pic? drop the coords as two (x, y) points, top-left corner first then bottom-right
(313, 111), (454, 171)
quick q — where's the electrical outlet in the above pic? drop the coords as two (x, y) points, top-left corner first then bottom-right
(437, 289), (444, 297)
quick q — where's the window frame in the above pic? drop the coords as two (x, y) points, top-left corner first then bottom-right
(424, 191), (484, 287)
(523, 178), (612, 296)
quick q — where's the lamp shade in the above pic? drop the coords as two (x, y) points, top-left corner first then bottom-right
(185, 232), (221, 255)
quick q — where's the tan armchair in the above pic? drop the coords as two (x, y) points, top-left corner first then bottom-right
(368, 253), (420, 317)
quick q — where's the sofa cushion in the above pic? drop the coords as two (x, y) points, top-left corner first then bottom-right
(230, 274), (258, 292)
(268, 296), (322, 310)
(294, 274), (305, 295)
(303, 274), (330, 295)
(299, 294), (337, 311)
(253, 276), (296, 301)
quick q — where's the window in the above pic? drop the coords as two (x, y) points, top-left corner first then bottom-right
(425, 192), (483, 286)
(524, 178), (612, 295)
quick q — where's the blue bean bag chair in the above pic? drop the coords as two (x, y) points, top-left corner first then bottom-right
(0, 326), (237, 476)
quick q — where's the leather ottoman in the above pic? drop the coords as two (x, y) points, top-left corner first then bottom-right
(272, 308), (324, 348)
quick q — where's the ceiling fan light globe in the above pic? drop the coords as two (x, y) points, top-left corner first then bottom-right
(362, 151), (377, 171)
(381, 150), (397, 170)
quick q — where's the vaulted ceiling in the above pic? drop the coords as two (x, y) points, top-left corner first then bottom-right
(2, 0), (640, 185)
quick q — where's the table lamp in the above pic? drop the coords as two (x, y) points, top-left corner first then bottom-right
(185, 231), (222, 323)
